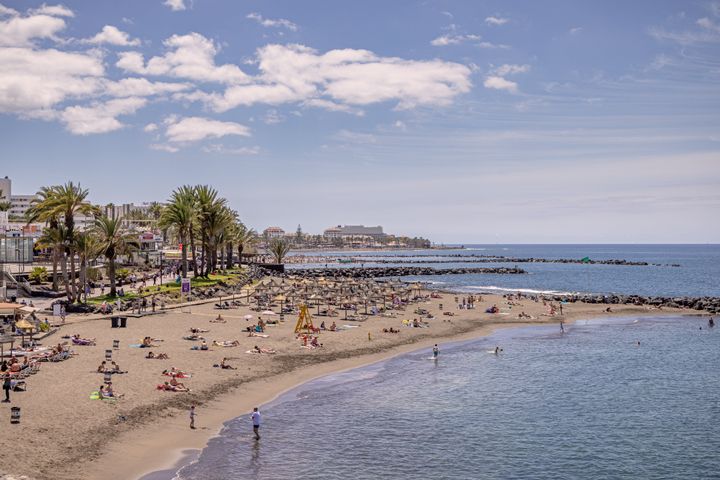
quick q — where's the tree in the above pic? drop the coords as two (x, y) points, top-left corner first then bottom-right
(0, 189), (10, 212)
(93, 216), (138, 297)
(74, 231), (100, 302)
(269, 238), (291, 264)
(235, 223), (257, 265)
(159, 189), (194, 278)
(26, 183), (98, 301)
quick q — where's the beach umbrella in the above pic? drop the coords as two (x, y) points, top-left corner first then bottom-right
(243, 314), (254, 320)
(261, 310), (276, 316)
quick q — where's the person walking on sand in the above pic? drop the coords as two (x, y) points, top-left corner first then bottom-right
(2, 373), (11, 402)
(251, 407), (261, 440)
(560, 320), (564, 333)
(190, 405), (196, 429)
(432, 344), (439, 359)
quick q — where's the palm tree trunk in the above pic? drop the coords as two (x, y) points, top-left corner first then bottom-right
(226, 242), (233, 270)
(109, 257), (117, 296)
(190, 236), (198, 277)
(218, 246), (224, 272)
(52, 247), (59, 291)
(181, 242), (188, 278)
(238, 245), (243, 266)
(69, 249), (78, 302)
(60, 252), (71, 300)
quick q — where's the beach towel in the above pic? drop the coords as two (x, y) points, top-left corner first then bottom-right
(248, 333), (269, 338)
(129, 344), (143, 348)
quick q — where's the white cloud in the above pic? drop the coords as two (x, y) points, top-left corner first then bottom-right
(202, 144), (260, 155)
(60, 97), (147, 134)
(0, 4), (18, 17)
(302, 98), (364, 115)
(144, 122), (158, 132)
(477, 41), (510, 49)
(0, 46), (104, 113)
(0, 10), (68, 46)
(164, 116), (251, 143)
(697, 17), (720, 32)
(179, 43), (472, 112)
(30, 4), (74, 17)
(394, 120), (407, 131)
(116, 32), (249, 84)
(569, 26), (583, 35)
(150, 143), (179, 152)
(246, 12), (298, 31)
(485, 16), (508, 26)
(163, 0), (186, 12)
(430, 34), (481, 46)
(104, 77), (191, 97)
(82, 25), (140, 46)
(483, 76), (518, 93)
(492, 64), (530, 76)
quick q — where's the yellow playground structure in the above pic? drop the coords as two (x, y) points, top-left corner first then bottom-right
(294, 304), (315, 334)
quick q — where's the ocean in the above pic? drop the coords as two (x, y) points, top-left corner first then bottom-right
(288, 244), (720, 297)
(155, 245), (719, 480)
(167, 315), (719, 480)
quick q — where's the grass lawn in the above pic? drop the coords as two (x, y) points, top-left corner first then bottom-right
(86, 270), (247, 305)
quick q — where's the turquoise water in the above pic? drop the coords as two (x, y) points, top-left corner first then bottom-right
(289, 244), (720, 297)
(169, 315), (719, 480)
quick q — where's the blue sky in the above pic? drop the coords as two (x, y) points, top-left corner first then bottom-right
(1, 0), (719, 243)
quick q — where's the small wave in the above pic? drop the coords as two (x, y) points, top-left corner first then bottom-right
(462, 248), (486, 251)
(463, 285), (574, 295)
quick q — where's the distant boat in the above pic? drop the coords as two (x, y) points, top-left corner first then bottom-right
(338, 258), (354, 263)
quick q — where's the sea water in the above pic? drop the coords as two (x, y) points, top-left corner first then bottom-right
(169, 315), (719, 480)
(288, 244), (720, 297)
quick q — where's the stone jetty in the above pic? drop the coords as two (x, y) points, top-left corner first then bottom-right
(542, 293), (720, 314)
(282, 266), (526, 279)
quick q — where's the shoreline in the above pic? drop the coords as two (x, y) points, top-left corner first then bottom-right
(0, 287), (705, 480)
(87, 310), (696, 480)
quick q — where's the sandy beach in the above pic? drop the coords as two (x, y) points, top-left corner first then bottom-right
(0, 290), (694, 480)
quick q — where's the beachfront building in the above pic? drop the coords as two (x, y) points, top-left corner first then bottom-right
(0, 177), (38, 221)
(263, 226), (286, 239)
(323, 225), (385, 239)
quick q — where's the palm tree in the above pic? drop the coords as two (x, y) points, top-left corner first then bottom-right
(93, 216), (138, 297)
(0, 189), (10, 212)
(74, 231), (100, 302)
(35, 224), (68, 293)
(235, 223), (257, 266)
(27, 186), (62, 291)
(159, 188), (195, 278)
(269, 238), (291, 264)
(26, 183), (98, 301)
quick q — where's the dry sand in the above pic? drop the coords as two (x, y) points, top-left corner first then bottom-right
(0, 292), (693, 480)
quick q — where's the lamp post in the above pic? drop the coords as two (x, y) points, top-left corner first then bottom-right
(159, 248), (164, 286)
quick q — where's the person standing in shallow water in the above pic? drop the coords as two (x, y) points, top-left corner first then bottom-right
(251, 407), (261, 440)
(432, 344), (439, 359)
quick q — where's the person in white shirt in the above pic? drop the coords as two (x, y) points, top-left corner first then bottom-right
(251, 407), (261, 440)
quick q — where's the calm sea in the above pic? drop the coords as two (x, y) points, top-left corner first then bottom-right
(151, 245), (719, 480)
(289, 244), (720, 297)
(167, 315), (719, 480)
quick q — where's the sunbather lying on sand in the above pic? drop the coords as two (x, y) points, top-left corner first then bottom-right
(145, 351), (169, 359)
(157, 381), (189, 392)
(140, 337), (160, 348)
(190, 327), (209, 334)
(162, 368), (191, 378)
(213, 340), (240, 347)
(183, 334), (204, 341)
(249, 345), (276, 354)
(248, 332), (269, 338)
(71, 335), (96, 346)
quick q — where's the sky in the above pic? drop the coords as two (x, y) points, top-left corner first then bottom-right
(1, 0), (719, 244)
